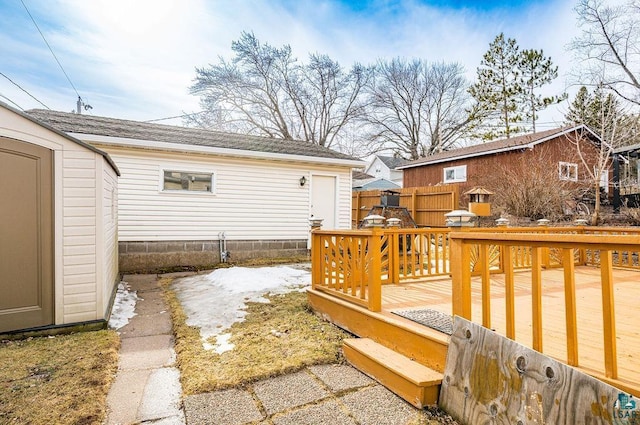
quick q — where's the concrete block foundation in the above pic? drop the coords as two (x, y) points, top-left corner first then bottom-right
(118, 239), (309, 273)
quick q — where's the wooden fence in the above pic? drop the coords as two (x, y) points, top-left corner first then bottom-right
(352, 186), (459, 228)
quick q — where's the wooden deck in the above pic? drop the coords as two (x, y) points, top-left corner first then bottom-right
(309, 226), (640, 398)
(377, 266), (640, 394)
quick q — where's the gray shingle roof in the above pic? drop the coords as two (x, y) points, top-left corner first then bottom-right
(1, 102), (120, 175)
(26, 109), (358, 162)
(398, 125), (592, 169)
(376, 155), (406, 169)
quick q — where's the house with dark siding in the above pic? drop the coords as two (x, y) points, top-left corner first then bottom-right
(398, 125), (605, 203)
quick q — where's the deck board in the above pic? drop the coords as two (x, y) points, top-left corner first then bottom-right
(379, 266), (640, 389)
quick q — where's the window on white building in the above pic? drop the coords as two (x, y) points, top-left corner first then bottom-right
(443, 165), (467, 183)
(163, 170), (214, 192)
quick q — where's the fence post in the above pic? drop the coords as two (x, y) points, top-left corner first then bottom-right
(450, 233), (471, 319)
(367, 228), (383, 312)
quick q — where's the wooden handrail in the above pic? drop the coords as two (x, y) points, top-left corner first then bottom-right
(449, 230), (640, 381)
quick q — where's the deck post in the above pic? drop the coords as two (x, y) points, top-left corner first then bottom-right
(480, 244), (491, 329)
(531, 247), (543, 352)
(390, 231), (400, 284)
(600, 250), (618, 379)
(367, 228), (383, 312)
(311, 231), (321, 289)
(450, 233), (471, 319)
(503, 245), (515, 339)
(562, 248), (579, 367)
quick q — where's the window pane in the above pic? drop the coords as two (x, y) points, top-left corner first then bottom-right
(163, 171), (212, 192)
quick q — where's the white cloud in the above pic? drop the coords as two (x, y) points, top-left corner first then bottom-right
(1, 0), (581, 126)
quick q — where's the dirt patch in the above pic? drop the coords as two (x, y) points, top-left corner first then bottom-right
(0, 330), (119, 425)
(162, 278), (349, 395)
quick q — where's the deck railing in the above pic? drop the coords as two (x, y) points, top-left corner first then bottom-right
(450, 231), (640, 382)
(311, 229), (384, 312)
(312, 226), (640, 315)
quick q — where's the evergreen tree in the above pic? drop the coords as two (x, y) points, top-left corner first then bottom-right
(519, 49), (567, 132)
(565, 85), (623, 142)
(469, 33), (523, 140)
(565, 86), (593, 126)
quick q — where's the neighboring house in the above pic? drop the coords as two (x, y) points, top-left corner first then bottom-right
(398, 125), (605, 197)
(28, 110), (363, 272)
(364, 155), (405, 187)
(1, 102), (120, 334)
(613, 143), (640, 208)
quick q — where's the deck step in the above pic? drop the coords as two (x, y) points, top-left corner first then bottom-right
(343, 338), (443, 408)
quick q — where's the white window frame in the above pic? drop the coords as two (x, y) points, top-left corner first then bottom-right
(160, 168), (216, 194)
(443, 165), (467, 183)
(558, 162), (578, 182)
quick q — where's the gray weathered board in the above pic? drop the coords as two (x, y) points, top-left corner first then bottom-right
(439, 317), (638, 425)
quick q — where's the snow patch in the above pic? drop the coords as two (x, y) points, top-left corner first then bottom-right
(108, 281), (140, 330)
(173, 265), (310, 351)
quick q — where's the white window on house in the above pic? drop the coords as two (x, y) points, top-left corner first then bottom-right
(443, 165), (467, 183)
(558, 162), (578, 181)
(163, 170), (214, 192)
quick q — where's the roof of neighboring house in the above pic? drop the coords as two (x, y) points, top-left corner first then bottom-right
(614, 142), (640, 154)
(353, 170), (374, 180)
(0, 102), (120, 175)
(398, 125), (597, 170)
(27, 109), (359, 163)
(376, 155), (406, 169)
(352, 177), (401, 191)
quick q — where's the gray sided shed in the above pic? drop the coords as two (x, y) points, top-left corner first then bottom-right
(0, 103), (120, 334)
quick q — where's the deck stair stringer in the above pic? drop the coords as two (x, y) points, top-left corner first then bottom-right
(343, 337), (443, 408)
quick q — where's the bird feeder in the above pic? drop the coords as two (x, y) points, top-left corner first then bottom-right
(464, 187), (494, 217)
(444, 210), (477, 227)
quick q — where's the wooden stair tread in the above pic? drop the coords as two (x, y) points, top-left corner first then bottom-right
(344, 338), (442, 386)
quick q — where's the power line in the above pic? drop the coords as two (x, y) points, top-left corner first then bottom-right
(0, 93), (25, 110)
(20, 0), (80, 99)
(0, 71), (49, 109)
(144, 111), (207, 123)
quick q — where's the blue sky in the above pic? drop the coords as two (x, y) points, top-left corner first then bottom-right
(1, 0), (579, 126)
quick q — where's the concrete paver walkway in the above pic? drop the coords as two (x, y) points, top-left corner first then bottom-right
(105, 274), (185, 425)
(104, 273), (425, 425)
(183, 365), (419, 425)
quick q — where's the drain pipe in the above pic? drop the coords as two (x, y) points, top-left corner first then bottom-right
(218, 231), (229, 263)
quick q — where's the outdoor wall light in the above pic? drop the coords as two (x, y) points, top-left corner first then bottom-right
(299, 176), (307, 187)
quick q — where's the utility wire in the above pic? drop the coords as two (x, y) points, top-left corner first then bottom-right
(0, 71), (50, 109)
(21, 0), (80, 99)
(0, 92), (25, 110)
(144, 111), (207, 123)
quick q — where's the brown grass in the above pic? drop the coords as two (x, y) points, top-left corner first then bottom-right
(0, 330), (119, 425)
(162, 278), (349, 395)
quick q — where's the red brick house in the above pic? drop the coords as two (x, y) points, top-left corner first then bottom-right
(398, 126), (606, 202)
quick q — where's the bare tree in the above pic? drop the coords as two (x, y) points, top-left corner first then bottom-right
(571, 0), (640, 106)
(364, 58), (474, 160)
(567, 88), (638, 224)
(190, 32), (371, 150)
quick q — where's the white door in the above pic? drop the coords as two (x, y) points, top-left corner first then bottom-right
(311, 175), (336, 229)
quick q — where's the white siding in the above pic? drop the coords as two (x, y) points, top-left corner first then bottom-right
(62, 148), (98, 322)
(1, 106), (119, 328)
(101, 163), (119, 318)
(97, 147), (352, 241)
